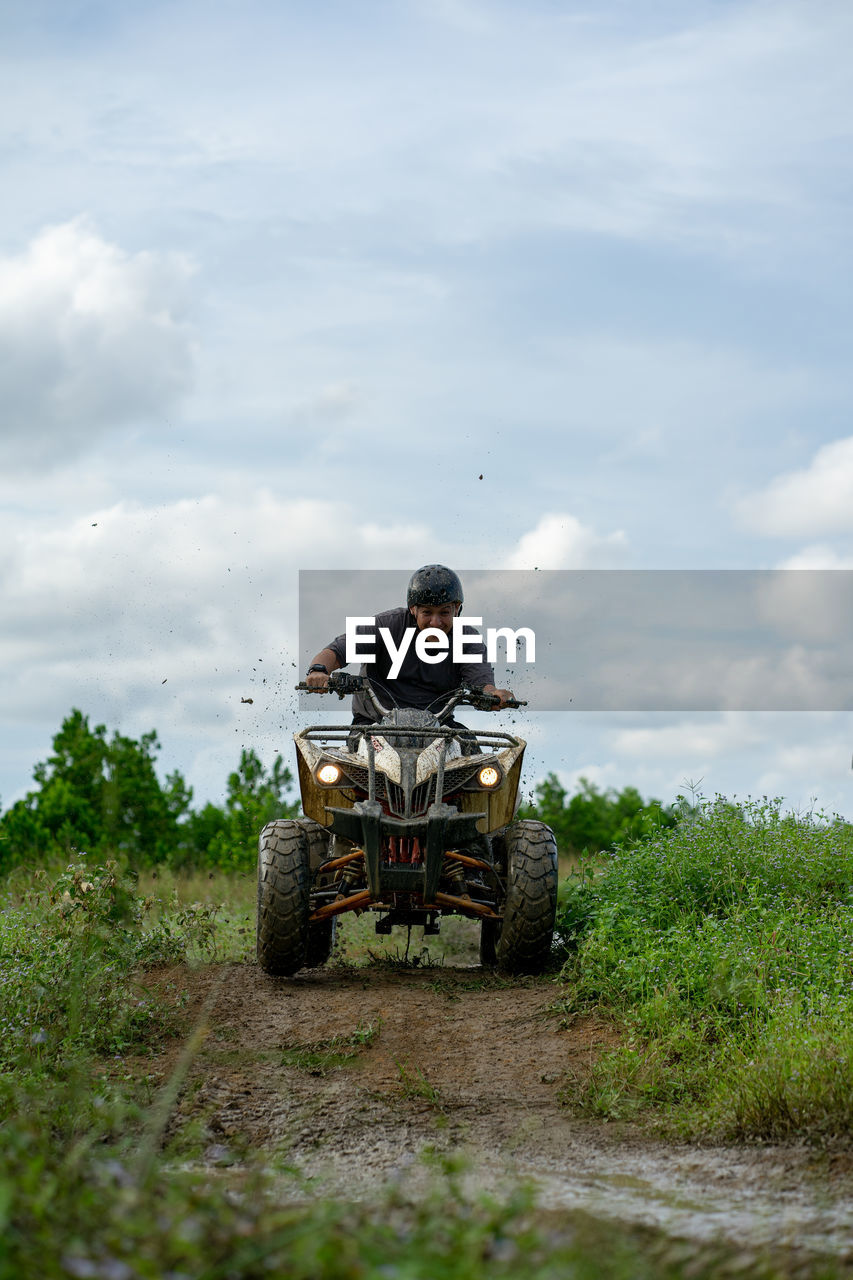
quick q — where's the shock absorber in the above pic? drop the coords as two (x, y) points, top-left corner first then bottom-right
(443, 856), (467, 894)
(336, 856), (365, 897)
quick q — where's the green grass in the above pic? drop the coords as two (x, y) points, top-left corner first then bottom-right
(3, 855), (853, 1276)
(137, 865), (256, 962)
(556, 796), (853, 1140)
(136, 867), (483, 969)
(395, 1058), (444, 1109)
(0, 861), (195, 1077)
(281, 1019), (382, 1075)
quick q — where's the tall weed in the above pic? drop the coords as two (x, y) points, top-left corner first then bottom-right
(558, 797), (853, 1138)
(0, 860), (205, 1079)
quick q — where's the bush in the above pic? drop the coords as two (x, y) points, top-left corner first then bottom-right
(0, 712), (299, 872)
(557, 797), (853, 1138)
(194, 747), (299, 872)
(521, 773), (676, 856)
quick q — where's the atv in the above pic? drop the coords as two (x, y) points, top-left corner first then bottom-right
(256, 671), (558, 976)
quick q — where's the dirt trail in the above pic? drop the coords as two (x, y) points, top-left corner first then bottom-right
(150, 962), (853, 1260)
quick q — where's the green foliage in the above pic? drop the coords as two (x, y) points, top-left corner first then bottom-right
(521, 773), (676, 855)
(0, 857), (845, 1276)
(710, 999), (853, 1142)
(199, 747), (299, 872)
(557, 796), (853, 1139)
(0, 860), (209, 1079)
(0, 711), (188, 870)
(0, 711), (298, 873)
(138, 866), (257, 962)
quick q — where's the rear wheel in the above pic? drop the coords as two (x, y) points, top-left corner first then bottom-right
(305, 917), (336, 967)
(479, 917), (499, 967)
(293, 818), (336, 967)
(493, 819), (557, 975)
(257, 819), (311, 976)
(479, 830), (503, 967)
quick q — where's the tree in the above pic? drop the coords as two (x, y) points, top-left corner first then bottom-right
(0, 711), (304, 874)
(0, 711), (190, 871)
(104, 729), (192, 862)
(200, 748), (300, 872)
(519, 773), (676, 856)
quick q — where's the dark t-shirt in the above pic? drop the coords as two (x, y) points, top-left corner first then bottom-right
(327, 606), (494, 718)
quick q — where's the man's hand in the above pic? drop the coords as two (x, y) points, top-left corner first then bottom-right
(482, 683), (515, 710)
(305, 648), (340, 691)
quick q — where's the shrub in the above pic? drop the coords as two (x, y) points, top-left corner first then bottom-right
(557, 797), (853, 1138)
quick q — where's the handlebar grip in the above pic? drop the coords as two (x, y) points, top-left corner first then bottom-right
(469, 692), (528, 709)
(297, 671), (368, 698)
(466, 691), (500, 709)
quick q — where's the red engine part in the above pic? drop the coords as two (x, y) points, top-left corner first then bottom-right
(385, 835), (424, 866)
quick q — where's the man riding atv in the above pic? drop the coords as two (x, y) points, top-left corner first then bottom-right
(255, 565), (558, 977)
(304, 565), (516, 735)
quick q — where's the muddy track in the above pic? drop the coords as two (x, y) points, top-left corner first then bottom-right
(147, 962), (853, 1261)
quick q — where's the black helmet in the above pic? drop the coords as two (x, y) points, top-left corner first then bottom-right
(406, 564), (464, 609)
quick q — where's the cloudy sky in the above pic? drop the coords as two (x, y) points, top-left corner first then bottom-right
(2, 0), (853, 818)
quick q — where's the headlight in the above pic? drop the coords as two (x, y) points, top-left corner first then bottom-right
(477, 765), (501, 788)
(316, 762), (342, 786)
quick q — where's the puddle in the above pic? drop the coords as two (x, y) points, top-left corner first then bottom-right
(504, 1142), (853, 1257)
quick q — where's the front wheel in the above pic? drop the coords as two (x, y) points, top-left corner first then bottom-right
(493, 819), (558, 975)
(257, 819), (311, 976)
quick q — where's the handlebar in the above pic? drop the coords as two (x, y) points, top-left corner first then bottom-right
(297, 670), (390, 718)
(297, 671), (365, 699)
(297, 672), (527, 716)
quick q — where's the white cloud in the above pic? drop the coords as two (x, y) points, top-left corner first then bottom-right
(0, 219), (195, 466)
(606, 712), (853, 814)
(755, 737), (853, 812)
(0, 491), (633, 805)
(777, 545), (853, 569)
(6, 2), (851, 259)
(613, 714), (765, 762)
(0, 491), (436, 673)
(506, 512), (628, 569)
(469, 1), (853, 253)
(514, 710), (853, 817)
(738, 436), (853, 537)
(0, 492), (444, 800)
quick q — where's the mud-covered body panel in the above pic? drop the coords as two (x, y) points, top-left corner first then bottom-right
(295, 724), (524, 833)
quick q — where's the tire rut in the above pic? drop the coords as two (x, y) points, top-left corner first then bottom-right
(144, 961), (853, 1259)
